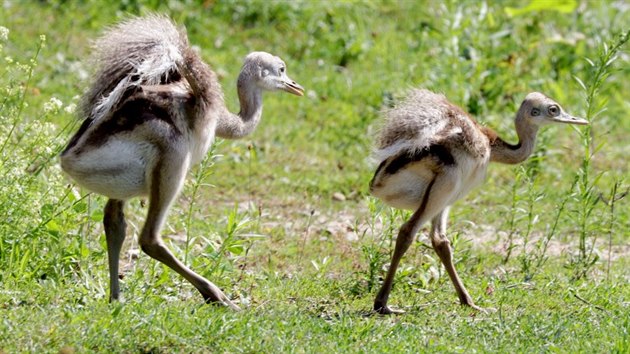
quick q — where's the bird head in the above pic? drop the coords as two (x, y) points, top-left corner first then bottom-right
(241, 51), (304, 96)
(518, 92), (588, 126)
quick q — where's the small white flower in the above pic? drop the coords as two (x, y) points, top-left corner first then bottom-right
(43, 97), (63, 113)
(0, 26), (8, 41)
(64, 103), (76, 114)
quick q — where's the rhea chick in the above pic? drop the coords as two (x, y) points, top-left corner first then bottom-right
(60, 15), (303, 310)
(370, 89), (587, 314)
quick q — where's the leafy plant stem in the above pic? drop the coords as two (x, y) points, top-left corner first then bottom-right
(0, 36), (44, 156)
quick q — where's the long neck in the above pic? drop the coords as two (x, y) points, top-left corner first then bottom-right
(215, 73), (263, 139)
(489, 115), (539, 164)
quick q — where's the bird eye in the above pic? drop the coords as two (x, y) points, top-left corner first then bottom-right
(279, 67), (285, 74)
(531, 108), (540, 116)
(548, 105), (559, 116)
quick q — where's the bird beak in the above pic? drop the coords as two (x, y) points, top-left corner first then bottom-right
(551, 112), (589, 125)
(281, 78), (304, 96)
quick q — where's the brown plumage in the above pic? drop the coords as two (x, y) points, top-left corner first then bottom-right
(370, 89), (588, 314)
(60, 15), (303, 309)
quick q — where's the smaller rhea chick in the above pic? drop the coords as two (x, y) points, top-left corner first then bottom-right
(370, 89), (587, 314)
(60, 15), (303, 310)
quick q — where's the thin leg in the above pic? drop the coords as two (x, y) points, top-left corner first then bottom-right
(104, 199), (127, 302)
(374, 177), (438, 314)
(138, 152), (240, 310)
(430, 208), (485, 312)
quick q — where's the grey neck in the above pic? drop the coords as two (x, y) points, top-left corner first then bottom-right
(215, 73), (263, 139)
(490, 116), (538, 164)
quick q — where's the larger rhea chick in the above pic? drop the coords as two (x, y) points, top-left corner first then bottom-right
(370, 89), (587, 314)
(60, 15), (303, 310)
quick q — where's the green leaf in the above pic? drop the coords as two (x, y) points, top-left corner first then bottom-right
(110, 303), (124, 318)
(228, 243), (245, 255)
(573, 75), (587, 91)
(80, 243), (90, 258)
(90, 209), (104, 222)
(584, 57), (595, 67)
(72, 201), (87, 213)
(45, 220), (60, 232)
(505, 0), (577, 17)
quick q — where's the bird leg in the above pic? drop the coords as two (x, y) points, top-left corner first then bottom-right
(138, 150), (240, 310)
(374, 177), (438, 315)
(430, 209), (485, 312)
(373, 210), (422, 314)
(104, 198), (127, 302)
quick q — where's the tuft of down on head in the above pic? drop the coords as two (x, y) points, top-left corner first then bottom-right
(239, 51), (304, 96)
(517, 92), (588, 126)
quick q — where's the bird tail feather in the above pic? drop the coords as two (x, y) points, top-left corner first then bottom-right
(79, 14), (189, 122)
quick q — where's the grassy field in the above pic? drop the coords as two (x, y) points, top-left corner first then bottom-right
(1, 0), (629, 352)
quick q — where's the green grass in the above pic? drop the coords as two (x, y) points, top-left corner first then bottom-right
(1, 0), (629, 352)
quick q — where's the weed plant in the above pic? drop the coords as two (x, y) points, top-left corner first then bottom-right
(0, 33), (86, 285)
(569, 29), (630, 279)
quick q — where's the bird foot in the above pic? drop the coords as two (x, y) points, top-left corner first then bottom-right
(373, 304), (405, 315)
(108, 296), (123, 303)
(458, 295), (492, 314)
(202, 293), (241, 311)
(464, 302), (495, 314)
(199, 285), (241, 311)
